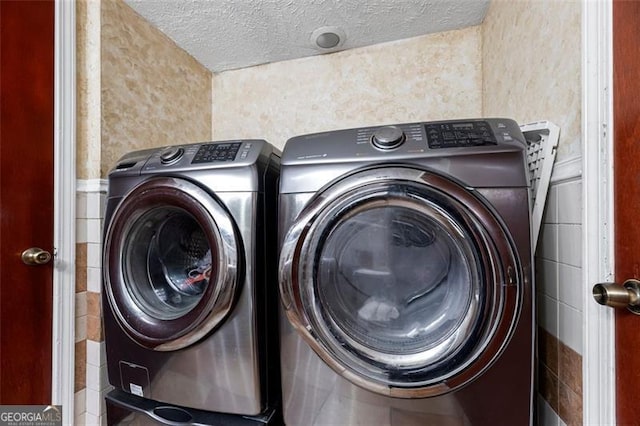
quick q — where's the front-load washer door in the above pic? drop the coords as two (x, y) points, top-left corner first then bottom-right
(279, 166), (523, 398)
(104, 177), (241, 351)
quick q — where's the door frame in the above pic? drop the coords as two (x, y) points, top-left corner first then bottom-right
(582, 0), (615, 424)
(52, 0), (76, 424)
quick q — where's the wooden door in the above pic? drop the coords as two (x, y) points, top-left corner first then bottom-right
(0, 0), (55, 404)
(613, 0), (640, 423)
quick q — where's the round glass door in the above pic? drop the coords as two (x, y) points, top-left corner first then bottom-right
(124, 207), (213, 319)
(104, 177), (240, 351)
(279, 167), (521, 397)
(317, 204), (479, 357)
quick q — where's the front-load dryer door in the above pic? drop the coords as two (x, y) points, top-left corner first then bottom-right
(279, 166), (522, 398)
(104, 177), (241, 351)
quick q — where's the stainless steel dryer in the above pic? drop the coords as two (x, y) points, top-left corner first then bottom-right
(102, 140), (280, 422)
(278, 119), (533, 425)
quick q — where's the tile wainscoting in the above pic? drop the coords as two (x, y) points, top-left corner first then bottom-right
(76, 179), (110, 425)
(535, 156), (583, 426)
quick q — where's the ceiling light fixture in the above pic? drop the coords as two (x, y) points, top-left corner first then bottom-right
(311, 26), (346, 50)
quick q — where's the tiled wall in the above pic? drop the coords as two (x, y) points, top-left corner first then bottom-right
(536, 164), (583, 426)
(75, 181), (110, 425)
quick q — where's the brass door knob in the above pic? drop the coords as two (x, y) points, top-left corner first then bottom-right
(593, 279), (640, 314)
(21, 247), (52, 266)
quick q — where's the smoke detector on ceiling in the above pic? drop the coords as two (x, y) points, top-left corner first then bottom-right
(311, 26), (346, 51)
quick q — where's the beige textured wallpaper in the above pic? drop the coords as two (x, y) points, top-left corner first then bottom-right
(76, 0), (101, 180)
(482, 0), (582, 161)
(212, 27), (482, 150)
(100, 0), (212, 177)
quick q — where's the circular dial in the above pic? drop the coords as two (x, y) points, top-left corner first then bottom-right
(159, 147), (184, 164)
(371, 126), (406, 150)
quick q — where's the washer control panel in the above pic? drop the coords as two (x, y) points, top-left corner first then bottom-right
(426, 121), (497, 149)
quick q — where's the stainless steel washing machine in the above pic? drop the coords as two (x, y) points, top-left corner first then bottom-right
(102, 139), (280, 422)
(278, 119), (533, 425)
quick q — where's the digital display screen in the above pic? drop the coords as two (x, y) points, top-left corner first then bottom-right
(192, 142), (241, 163)
(425, 120), (497, 149)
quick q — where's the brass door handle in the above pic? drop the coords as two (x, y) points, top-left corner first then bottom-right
(593, 279), (640, 314)
(21, 247), (52, 266)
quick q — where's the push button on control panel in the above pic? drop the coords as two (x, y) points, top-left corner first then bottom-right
(426, 121), (497, 149)
(239, 142), (252, 159)
(192, 142), (242, 164)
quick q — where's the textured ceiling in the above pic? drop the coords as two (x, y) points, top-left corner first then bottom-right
(124, 0), (491, 73)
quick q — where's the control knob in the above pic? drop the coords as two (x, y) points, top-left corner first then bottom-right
(159, 147), (184, 164)
(371, 126), (405, 150)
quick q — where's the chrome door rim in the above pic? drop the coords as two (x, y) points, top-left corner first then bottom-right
(104, 177), (240, 351)
(279, 166), (521, 397)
